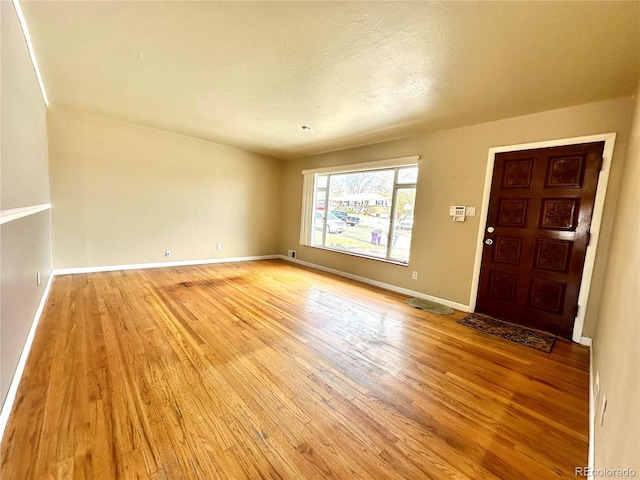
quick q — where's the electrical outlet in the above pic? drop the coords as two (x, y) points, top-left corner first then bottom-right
(412, 271), (418, 280)
(36, 272), (41, 286)
(164, 249), (171, 257)
(216, 243), (222, 251)
(288, 249), (296, 258)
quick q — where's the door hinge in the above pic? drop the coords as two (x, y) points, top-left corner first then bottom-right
(598, 156), (604, 172)
(586, 231), (591, 246)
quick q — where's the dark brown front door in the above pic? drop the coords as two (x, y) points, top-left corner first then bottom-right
(476, 142), (604, 338)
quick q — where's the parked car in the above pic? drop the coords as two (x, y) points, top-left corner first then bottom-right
(344, 215), (360, 226)
(330, 210), (360, 226)
(330, 210), (348, 221)
(399, 215), (414, 230)
(316, 211), (345, 234)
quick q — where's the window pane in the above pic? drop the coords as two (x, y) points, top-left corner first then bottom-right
(313, 191), (326, 246)
(322, 170), (394, 259)
(308, 164), (417, 264)
(329, 170), (393, 198)
(397, 167), (418, 184)
(317, 175), (328, 188)
(315, 189), (326, 211)
(313, 212), (324, 245)
(390, 187), (416, 262)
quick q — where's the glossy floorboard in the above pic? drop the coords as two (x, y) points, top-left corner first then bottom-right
(1, 260), (590, 479)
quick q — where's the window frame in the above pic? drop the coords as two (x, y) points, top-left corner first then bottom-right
(300, 156), (420, 265)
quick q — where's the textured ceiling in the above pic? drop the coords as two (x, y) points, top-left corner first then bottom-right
(20, 1), (640, 159)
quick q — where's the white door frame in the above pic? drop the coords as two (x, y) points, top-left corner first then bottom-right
(468, 133), (617, 344)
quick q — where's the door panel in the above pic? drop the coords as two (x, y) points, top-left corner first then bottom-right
(476, 142), (604, 338)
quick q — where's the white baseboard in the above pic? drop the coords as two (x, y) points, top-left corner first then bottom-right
(52, 255), (281, 275)
(279, 255), (469, 312)
(580, 337), (593, 347)
(587, 340), (595, 480)
(0, 272), (54, 444)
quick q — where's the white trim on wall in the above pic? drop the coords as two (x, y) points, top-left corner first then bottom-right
(0, 203), (51, 225)
(587, 340), (595, 480)
(57, 255), (470, 313)
(12, 0), (49, 106)
(301, 155), (420, 176)
(52, 255), (281, 275)
(280, 255), (469, 312)
(468, 133), (617, 343)
(0, 272), (54, 444)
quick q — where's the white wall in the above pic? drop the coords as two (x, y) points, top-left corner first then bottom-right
(0, 2), (52, 405)
(592, 85), (639, 474)
(48, 106), (283, 270)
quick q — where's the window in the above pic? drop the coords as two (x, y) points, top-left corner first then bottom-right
(300, 156), (419, 264)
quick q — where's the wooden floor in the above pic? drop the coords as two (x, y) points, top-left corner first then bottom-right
(1, 259), (590, 479)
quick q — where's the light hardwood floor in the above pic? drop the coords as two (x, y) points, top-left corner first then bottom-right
(1, 259), (589, 479)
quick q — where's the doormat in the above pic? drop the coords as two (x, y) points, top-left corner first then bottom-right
(457, 313), (557, 353)
(406, 298), (454, 315)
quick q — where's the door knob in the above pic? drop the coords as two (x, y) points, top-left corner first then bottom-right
(485, 238), (494, 245)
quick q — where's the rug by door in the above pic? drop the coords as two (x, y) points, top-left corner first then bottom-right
(457, 313), (557, 353)
(406, 298), (454, 315)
